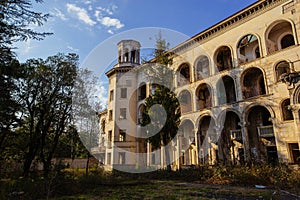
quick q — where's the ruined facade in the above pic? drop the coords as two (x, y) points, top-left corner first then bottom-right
(96, 0), (300, 170)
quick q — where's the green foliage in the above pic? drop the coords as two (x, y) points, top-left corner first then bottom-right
(141, 34), (181, 171)
(0, 0), (52, 55)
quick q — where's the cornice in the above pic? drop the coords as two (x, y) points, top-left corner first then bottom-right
(170, 0), (290, 55)
(105, 66), (134, 77)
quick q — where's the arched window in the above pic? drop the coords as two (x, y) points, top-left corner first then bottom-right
(178, 90), (192, 113)
(196, 83), (212, 110)
(217, 76), (236, 105)
(282, 99), (293, 121)
(275, 61), (290, 82)
(266, 20), (295, 54)
(215, 46), (233, 72)
(237, 34), (260, 64)
(177, 63), (191, 86)
(242, 68), (266, 99)
(195, 56), (210, 81)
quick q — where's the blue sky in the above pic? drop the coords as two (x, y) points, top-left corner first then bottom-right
(15, 0), (257, 64)
(15, 0), (257, 107)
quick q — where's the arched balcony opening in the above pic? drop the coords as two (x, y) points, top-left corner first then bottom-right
(178, 120), (196, 166)
(177, 63), (191, 87)
(197, 116), (217, 165)
(247, 105), (278, 164)
(196, 83), (212, 110)
(219, 111), (243, 165)
(217, 76), (236, 105)
(266, 20), (295, 54)
(242, 68), (266, 99)
(237, 34), (260, 64)
(178, 90), (192, 114)
(214, 46), (233, 72)
(194, 56), (210, 81)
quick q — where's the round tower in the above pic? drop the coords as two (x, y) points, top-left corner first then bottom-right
(117, 40), (141, 64)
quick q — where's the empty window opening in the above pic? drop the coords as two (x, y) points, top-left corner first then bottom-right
(124, 49), (129, 62)
(242, 68), (266, 99)
(196, 83), (212, 110)
(121, 88), (127, 98)
(217, 76), (236, 105)
(215, 46), (233, 72)
(195, 56), (210, 81)
(119, 152), (126, 164)
(178, 90), (192, 113)
(219, 111), (241, 165)
(120, 108), (127, 119)
(275, 61), (290, 82)
(289, 143), (300, 164)
(138, 104), (145, 124)
(266, 20), (295, 53)
(247, 106), (277, 164)
(237, 34), (260, 64)
(138, 83), (147, 100)
(282, 99), (293, 121)
(177, 63), (191, 86)
(119, 129), (126, 142)
(109, 90), (114, 101)
(109, 110), (113, 121)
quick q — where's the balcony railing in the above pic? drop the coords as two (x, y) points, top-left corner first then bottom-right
(114, 141), (136, 148)
(230, 129), (242, 141)
(90, 146), (105, 154)
(257, 125), (274, 137)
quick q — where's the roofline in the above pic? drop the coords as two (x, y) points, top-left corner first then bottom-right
(169, 0), (289, 54)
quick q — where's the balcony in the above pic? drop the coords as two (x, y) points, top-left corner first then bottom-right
(114, 141), (136, 148)
(90, 146), (106, 154)
(257, 125), (274, 137)
(230, 129), (242, 141)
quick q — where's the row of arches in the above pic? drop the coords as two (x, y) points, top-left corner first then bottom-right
(178, 67), (266, 112)
(178, 105), (278, 165)
(176, 19), (296, 86)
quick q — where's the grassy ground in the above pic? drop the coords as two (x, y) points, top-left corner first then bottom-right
(52, 180), (296, 200)
(1, 165), (299, 199)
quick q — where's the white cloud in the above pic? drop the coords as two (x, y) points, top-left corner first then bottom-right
(95, 9), (124, 30)
(53, 8), (67, 21)
(96, 6), (113, 15)
(107, 29), (114, 34)
(66, 4), (96, 26)
(100, 17), (124, 29)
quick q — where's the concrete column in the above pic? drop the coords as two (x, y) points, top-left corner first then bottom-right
(239, 120), (251, 163)
(193, 128), (199, 165)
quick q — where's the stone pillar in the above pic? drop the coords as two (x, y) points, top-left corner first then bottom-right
(193, 128), (199, 165)
(239, 121), (250, 163)
(290, 104), (300, 150)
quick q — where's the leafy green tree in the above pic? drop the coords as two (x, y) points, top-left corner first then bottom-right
(142, 34), (181, 171)
(0, 0), (51, 57)
(17, 53), (78, 177)
(0, 0), (51, 155)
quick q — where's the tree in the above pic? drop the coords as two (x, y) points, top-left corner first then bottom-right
(0, 0), (51, 58)
(142, 34), (181, 171)
(17, 53), (78, 177)
(0, 0), (51, 155)
(72, 68), (101, 175)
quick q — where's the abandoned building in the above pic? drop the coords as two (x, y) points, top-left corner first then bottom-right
(95, 0), (300, 171)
